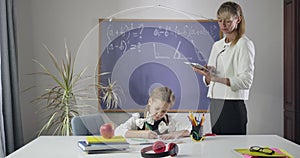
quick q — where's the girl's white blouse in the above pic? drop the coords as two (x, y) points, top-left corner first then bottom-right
(114, 113), (177, 137)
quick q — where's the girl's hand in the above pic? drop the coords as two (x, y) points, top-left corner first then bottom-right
(143, 130), (158, 139)
(159, 130), (190, 140)
(159, 133), (177, 140)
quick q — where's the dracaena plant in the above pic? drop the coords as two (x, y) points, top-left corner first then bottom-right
(30, 42), (117, 136)
(100, 79), (122, 109)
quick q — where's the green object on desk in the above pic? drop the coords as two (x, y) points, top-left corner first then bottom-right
(86, 135), (127, 144)
(234, 148), (290, 157)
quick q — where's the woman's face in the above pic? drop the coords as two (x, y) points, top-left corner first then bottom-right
(148, 99), (171, 121)
(217, 15), (240, 35)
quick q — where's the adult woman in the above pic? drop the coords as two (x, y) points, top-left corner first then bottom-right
(194, 1), (255, 135)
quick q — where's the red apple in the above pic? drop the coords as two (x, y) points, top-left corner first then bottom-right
(100, 123), (114, 139)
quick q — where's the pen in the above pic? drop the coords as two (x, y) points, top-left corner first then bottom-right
(200, 113), (205, 126)
(188, 112), (196, 126)
(187, 116), (195, 126)
(194, 116), (198, 126)
(138, 142), (154, 145)
(189, 112), (197, 126)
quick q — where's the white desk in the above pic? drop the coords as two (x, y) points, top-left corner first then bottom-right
(6, 135), (300, 158)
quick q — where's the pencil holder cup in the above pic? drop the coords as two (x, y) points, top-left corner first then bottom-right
(190, 125), (204, 141)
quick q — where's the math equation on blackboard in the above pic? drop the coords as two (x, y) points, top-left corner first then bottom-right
(98, 19), (221, 112)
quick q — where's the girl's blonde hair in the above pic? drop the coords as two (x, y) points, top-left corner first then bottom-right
(144, 87), (175, 116)
(217, 1), (245, 45)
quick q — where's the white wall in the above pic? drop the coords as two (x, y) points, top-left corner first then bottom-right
(15, 0), (283, 143)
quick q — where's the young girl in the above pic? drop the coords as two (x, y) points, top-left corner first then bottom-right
(115, 86), (190, 140)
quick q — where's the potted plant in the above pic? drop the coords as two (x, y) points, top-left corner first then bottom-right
(31, 42), (118, 136)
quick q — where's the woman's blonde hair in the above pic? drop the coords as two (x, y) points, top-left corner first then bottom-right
(217, 1), (245, 45)
(144, 86), (175, 116)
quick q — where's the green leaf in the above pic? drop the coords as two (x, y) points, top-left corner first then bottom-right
(28, 42), (121, 136)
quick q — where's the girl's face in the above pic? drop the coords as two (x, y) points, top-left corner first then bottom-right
(217, 15), (240, 35)
(148, 99), (171, 121)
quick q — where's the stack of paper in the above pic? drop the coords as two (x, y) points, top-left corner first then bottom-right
(77, 135), (129, 154)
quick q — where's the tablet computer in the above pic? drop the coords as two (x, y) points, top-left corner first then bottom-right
(184, 62), (209, 72)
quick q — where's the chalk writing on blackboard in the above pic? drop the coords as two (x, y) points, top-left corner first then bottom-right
(99, 19), (222, 112)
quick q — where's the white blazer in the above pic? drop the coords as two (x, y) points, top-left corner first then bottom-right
(204, 35), (255, 100)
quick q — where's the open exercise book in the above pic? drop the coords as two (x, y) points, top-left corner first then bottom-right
(77, 136), (129, 154)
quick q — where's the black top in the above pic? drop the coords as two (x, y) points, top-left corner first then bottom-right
(138, 113), (169, 135)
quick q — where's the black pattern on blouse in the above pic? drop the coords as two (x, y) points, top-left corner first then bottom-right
(138, 113), (169, 135)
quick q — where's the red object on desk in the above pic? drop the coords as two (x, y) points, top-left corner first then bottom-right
(100, 123), (115, 139)
(153, 141), (166, 153)
(204, 133), (217, 137)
